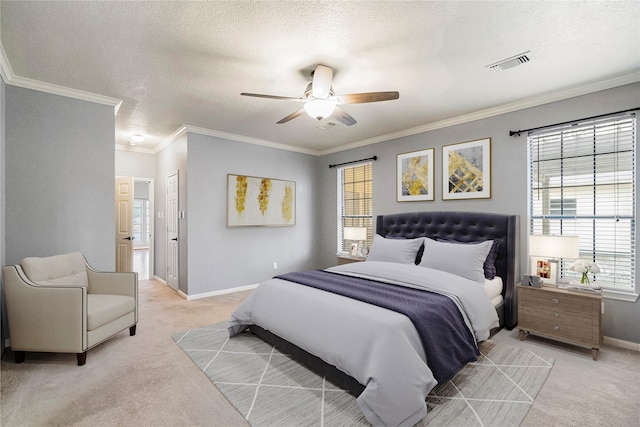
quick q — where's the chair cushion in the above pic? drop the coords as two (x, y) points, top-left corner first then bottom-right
(21, 252), (89, 286)
(87, 294), (136, 331)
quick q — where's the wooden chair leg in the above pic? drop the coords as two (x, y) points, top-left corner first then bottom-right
(77, 352), (87, 366)
(14, 350), (25, 364)
(129, 325), (137, 336)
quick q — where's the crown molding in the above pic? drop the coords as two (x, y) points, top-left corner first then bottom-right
(316, 71), (640, 156)
(153, 124), (318, 156)
(0, 41), (122, 114)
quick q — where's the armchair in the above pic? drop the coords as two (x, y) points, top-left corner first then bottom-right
(2, 252), (138, 365)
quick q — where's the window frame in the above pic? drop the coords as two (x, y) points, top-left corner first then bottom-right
(337, 162), (373, 256)
(527, 112), (637, 301)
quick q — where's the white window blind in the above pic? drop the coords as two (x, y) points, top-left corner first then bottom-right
(528, 112), (636, 291)
(337, 162), (373, 254)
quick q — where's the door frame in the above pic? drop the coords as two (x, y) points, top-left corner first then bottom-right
(166, 170), (179, 291)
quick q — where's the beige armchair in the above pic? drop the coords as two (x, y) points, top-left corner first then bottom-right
(2, 252), (138, 365)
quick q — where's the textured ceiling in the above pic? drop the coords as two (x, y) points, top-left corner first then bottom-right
(1, 1), (639, 154)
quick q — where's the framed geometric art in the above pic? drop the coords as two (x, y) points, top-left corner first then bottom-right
(227, 174), (296, 227)
(442, 138), (491, 200)
(396, 148), (435, 202)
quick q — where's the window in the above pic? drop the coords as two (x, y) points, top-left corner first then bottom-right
(528, 112), (636, 293)
(337, 162), (373, 255)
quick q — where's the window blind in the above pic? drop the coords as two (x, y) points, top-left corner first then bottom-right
(528, 112), (636, 291)
(337, 162), (373, 254)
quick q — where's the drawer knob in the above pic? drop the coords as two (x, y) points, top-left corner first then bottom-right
(552, 298), (560, 304)
(552, 325), (560, 331)
(553, 311), (560, 318)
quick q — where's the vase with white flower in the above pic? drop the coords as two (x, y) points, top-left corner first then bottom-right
(569, 259), (601, 285)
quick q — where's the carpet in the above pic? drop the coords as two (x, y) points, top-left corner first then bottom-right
(173, 322), (554, 426)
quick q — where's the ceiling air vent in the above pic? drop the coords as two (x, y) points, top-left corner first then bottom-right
(487, 51), (533, 72)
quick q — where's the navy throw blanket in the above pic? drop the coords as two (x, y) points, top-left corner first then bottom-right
(275, 270), (478, 384)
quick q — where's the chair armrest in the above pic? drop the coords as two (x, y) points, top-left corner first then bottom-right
(86, 265), (137, 298)
(2, 265), (87, 352)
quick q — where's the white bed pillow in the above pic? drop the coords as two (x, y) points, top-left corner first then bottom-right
(366, 235), (424, 264)
(419, 237), (493, 283)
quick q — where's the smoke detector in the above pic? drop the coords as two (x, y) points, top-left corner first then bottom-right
(486, 51), (533, 72)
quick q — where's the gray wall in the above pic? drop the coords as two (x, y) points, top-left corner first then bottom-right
(317, 82), (640, 343)
(115, 149), (156, 178)
(1, 76), (6, 351)
(185, 133), (318, 295)
(4, 87), (116, 269)
(154, 134), (188, 290)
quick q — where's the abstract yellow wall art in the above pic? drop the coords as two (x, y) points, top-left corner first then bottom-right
(442, 138), (491, 200)
(397, 148), (435, 201)
(227, 174), (296, 227)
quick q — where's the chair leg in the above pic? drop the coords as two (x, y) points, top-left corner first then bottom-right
(129, 325), (137, 336)
(14, 351), (25, 364)
(77, 352), (87, 366)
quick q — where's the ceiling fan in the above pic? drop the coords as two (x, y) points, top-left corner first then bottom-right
(241, 64), (399, 126)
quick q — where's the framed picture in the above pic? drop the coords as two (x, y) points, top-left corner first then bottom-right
(442, 138), (491, 200)
(397, 148), (435, 201)
(530, 258), (558, 286)
(227, 174), (296, 227)
(350, 242), (359, 256)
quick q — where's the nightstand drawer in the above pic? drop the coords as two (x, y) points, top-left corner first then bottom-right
(519, 305), (594, 325)
(519, 313), (599, 345)
(519, 287), (595, 313)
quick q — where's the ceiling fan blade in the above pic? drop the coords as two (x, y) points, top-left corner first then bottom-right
(311, 65), (333, 99)
(276, 108), (305, 124)
(332, 106), (357, 126)
(333, 91), (399, 104)
(241, 92), (303, 101)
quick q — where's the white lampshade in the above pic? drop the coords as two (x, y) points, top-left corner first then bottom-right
(529, 235), (580, 259)
(304, 99), (336, 120)
(344, 227), (367, 241)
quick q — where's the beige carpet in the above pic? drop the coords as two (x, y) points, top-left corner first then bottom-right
(2, 278), (639, 426)
(174, 322), (554, 426)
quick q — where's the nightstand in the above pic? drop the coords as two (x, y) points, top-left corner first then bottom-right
(337, 255), (366, 265)
(517, 284), (602, 360)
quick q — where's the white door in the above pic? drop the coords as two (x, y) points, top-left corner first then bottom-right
(115, 176), (134, 272)
(167, 171), (179, 290)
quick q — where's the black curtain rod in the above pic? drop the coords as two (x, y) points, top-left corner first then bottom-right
(329, 156), (377, 169)
(509, 107), (639, 137)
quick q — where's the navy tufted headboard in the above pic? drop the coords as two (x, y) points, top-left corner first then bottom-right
(376, 211), (519, 329)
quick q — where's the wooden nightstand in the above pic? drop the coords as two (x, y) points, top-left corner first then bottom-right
(337, 255), (366, 265)
(517, 284), (602, 360)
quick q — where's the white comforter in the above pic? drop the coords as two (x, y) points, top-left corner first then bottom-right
(228, 261), (499, 426)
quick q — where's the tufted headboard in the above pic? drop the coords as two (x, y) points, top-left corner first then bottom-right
(376, 211), (519, 329)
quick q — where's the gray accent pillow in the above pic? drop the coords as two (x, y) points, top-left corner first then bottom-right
(366, 235), (425, 264)
(419, 237), (493, 283)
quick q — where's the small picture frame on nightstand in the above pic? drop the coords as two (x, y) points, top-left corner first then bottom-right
(530, 258), (558, 286)
(350, 243), (358, 256)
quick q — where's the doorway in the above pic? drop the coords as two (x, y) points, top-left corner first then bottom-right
(133, 180), (153, 280)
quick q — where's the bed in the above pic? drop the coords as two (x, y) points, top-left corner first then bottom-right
(228, 211), (519, 427)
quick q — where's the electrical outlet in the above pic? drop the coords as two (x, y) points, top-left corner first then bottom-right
(273, 262), (278, 270)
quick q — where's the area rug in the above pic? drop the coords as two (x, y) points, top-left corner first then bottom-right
(173, 322), (554, 426)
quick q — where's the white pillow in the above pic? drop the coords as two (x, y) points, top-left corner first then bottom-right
(366, 235), (424, 264)
(419, 237), (492, 283)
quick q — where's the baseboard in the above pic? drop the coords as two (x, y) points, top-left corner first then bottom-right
(180, 284), (259, 300)
(153, 275), (167, 285)
(603, 336), (640, 352)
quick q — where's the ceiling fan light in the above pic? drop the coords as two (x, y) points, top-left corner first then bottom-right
(304, 99), (335, 120)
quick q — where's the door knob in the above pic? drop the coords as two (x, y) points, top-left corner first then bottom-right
(171, 238), (178, 241)
(123, 236), (135, 240)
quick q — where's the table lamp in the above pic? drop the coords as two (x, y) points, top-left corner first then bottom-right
(529, 234), (580, 286)
(344, 227), (367, 256)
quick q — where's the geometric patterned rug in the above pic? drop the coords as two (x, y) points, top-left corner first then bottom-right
(173, 322), (554, 427)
